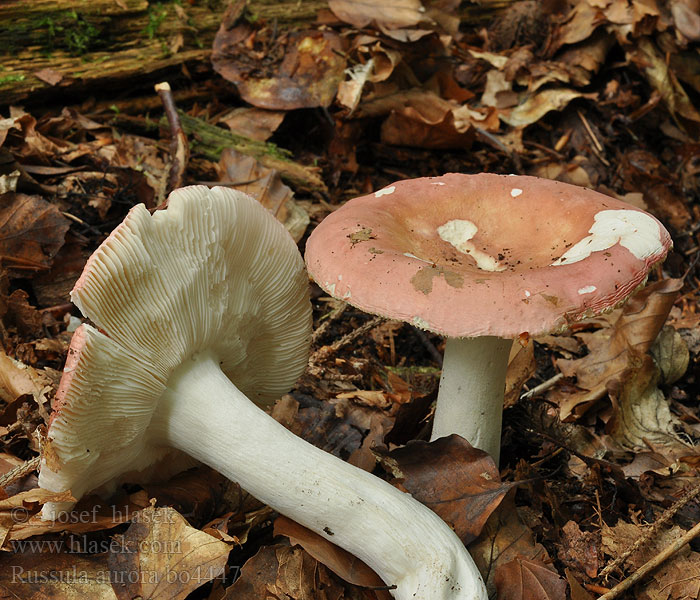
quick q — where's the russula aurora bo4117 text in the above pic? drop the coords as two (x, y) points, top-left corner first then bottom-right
(304, 173), (672, 462)
(39, 185), (487, 600)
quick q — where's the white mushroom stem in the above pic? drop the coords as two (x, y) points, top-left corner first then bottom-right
(430, 336), (512, 463)
(149, 351), (486, 600)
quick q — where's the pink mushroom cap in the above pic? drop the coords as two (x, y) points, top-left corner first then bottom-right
(305, 173), (672, 338)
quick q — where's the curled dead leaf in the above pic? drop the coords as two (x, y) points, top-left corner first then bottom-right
(0, 193), (70, 277)
(108, 505), (231, 600)
(552, 278), (683, 420)
(376, 435), (513, 543)
(213, 29), (346, 110)
(494, 556), (567, 600)
(274, 515), (391, 597)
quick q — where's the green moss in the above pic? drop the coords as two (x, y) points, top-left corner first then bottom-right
(64, 11), (100, 55)
(0, 73), (26, 85)
(386, 365), (441, 376)
(33, 10), (104, 56)
(143, 4), (169, 40)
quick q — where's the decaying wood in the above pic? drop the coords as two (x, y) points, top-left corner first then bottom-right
(0, 0), (323, 106)
(178, 112), (326, 193)
(0, 0), (517, 107)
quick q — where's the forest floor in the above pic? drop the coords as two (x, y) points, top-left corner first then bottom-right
(0, 1), (700, 599)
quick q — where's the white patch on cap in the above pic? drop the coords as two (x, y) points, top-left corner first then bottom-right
(510, 188), (523, 198)
(551, 210), (664, 267)
(412, 316), (431, 330)
(578, 285), (597, 295)
(524, 290), (531, 297)
(437, 219), (506, 272)
(432, 182), (446, 185)
(327, 283), (336, 295)
(338, 274), (343, 281)
(375, 186), (396, 197)
(403, 252), (433, 264)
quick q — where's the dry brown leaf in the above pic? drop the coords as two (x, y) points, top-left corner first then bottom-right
(382, 104), (475, 149)
(377, 435), (513, 543)
(218, 148), (309, 242)
(1, 110), (70, 161)
(558, 520), (598, 578)
(213, 30), (346, 110)
(0, 550), (116, 599)
(336, 389), (392, 409)
(108, 505), (231, 600)
(619, 149), (692, 229)
(470, 491), (554, 595)
(348, 413), (393, 471)
(500, 89), (592, 128)
(142, 467), (237, 526)
(552, 1), (606, 50)
(274, 516), (392, 598)
(0, 487), (75, 547)
(650, 325), (689, 384)
(505, 341), (536, 409)
(556, 32), (616, 85)
(0, 352), (51, 405)
(607, 354), (691, 457)
(6, 491), (150, 543)
(223, 543), (347, 600)
(357, 89), (474, 149)
(552, 279), (683, 420)
(531, 162), (592, 188)
(482, 70), (517, 109)
(494, 556), (567, 600)
(329, 0), (424, 30)
(32, 235), (91, 307)
(620, 449), (674, 478)
(601, 521), (700, 600)
(217, 107), (286, 142)
(0, 193), (70, 277)
(627, 38), (700, 124)
(5, 289), (45, 337)
(673, 0), (700, 40)
(566, 568), (595, 600)
(0, 487), (74, 512)
(33, 68), (64, 87)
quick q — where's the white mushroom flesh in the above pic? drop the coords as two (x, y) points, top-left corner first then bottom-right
(551, 209), (665, 266)
(437, 219), (506, 272)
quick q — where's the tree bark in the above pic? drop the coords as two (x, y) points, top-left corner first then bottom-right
(0, 0), (325, 106)
(0, 0), (515, 106)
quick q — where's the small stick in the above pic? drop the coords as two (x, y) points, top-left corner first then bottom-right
(155, 81), (189, 195)
(596, 519), (700, 600)
(311, 302), (348, 346)
(0, 456), (41, 489)
(577, 110), (610, 167)
(520, 373), (564, 399)
(309, 316), (385, 367)
(599, 478), (700, 580)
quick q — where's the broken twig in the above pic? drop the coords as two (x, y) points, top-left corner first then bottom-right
(155, 81), (189, 195)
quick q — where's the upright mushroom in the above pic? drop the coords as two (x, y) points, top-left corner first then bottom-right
(39, 186), (486, 600)
(305, 173), (672, 462)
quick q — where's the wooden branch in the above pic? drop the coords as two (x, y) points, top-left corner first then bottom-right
(155, 81), (189, 194)
(0, 0), (325, 106)
(177, 112), (326, 193)
(0, 0), (517, 107)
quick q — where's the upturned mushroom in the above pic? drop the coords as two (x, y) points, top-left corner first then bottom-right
(304, 173), (672, 462)
(38, 185), (486, 600)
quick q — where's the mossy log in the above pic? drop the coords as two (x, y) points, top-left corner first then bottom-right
(0, 0), (514, 106)
(177, 112), (325, 192)
(0, 0), (326, 106)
